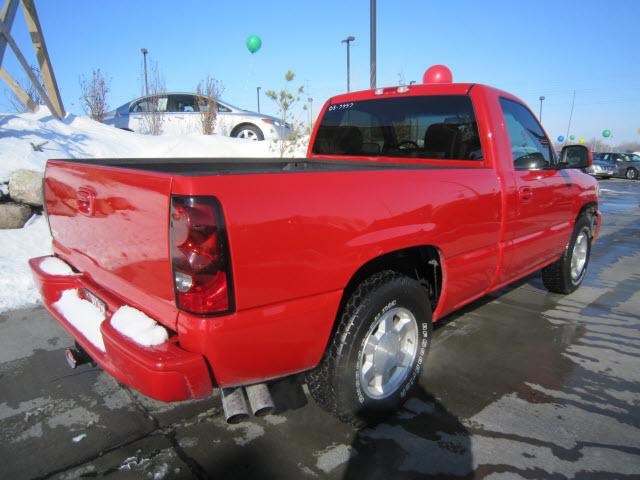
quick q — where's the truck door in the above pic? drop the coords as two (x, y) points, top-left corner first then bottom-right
(499, 98), (574, 279)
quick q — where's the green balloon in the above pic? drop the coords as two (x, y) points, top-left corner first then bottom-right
(602, 129), (611, 138)
(246, 35), (262, 54)
(569, 135), (576, 141)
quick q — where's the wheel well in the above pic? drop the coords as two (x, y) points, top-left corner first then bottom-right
(578, 202), (598, 237)
(231, 122), (261, 137)
(339, 246), (443, 316)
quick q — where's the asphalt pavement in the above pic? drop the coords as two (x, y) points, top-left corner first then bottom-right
(1, 179), (639, 479)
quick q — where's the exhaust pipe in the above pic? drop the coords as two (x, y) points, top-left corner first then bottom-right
(245, 383), (275, 417)
(64, 342), (93, 369)
(221, 387), (250, 424)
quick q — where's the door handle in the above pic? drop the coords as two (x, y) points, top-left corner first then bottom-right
(519, 186), (533, 201)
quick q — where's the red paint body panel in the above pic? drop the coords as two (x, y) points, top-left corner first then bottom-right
(44, 162), (178, 329)
(29, 256), (212, 401)
(33, 83), (601, 400)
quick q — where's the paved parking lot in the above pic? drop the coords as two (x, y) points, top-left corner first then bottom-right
(1, 179), (639, 479)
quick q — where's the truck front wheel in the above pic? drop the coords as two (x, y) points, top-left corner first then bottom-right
(306, 271), (432, 424)
(541, 215), (592, 294)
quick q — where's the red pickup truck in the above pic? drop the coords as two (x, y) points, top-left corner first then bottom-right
(30, 66), (600, 424)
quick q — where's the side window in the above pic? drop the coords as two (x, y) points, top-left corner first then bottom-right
(170, 95), (199, 113)
(500, 98), (553, 170)
(217, 104), (231, 113)
(130, 96), (168, 113)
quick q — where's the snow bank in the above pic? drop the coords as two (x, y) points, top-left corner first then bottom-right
(52, 289), (106, 351)
(0, 215), (52, 312)
(0, 108), (307, 182)
(110, 306), (168, 347)
(0, 108), (308, 313)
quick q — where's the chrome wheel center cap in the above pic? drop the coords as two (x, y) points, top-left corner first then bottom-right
(358, 306), (419, 399)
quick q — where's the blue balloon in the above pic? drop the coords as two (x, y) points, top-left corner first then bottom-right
(557, 135), (565, 142)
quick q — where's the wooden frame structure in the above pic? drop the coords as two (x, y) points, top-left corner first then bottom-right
(0, 0), (64, 117)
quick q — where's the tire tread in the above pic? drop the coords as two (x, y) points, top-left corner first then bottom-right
(306, 270), (400, 424)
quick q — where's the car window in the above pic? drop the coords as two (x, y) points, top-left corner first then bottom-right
(217, 103), (231, 113)
(312, 95), (483, 160)
(170, 95), (199, 113)
(499, 97), (553, 170)
(130, 96), (168, 113)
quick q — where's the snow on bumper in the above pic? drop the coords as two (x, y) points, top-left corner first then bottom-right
(29, 255), (213, 401)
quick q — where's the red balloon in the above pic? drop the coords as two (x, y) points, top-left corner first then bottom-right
(423, 65), (453, 84)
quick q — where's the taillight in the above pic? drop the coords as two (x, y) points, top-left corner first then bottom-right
(170, 195), (233, 315)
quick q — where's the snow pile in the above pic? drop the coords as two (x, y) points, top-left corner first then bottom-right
(110, 305), (169, 347)
(0, 108), (308, 182)
(52, 289), (106, 351)
(0, 108), (309, 313)
(39, 256), (75, 276)
(0, 215), (53, 312)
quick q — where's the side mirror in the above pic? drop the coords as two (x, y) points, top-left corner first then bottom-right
(559, 144), (592, 169)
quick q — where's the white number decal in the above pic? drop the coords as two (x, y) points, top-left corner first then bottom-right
(328, 102), (354, 112)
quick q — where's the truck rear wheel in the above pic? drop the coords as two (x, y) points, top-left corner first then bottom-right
(541, 215), (592, 294)
(306, 271), (432, 424)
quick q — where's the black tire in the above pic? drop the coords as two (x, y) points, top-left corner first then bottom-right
(625, 168), (638, 180)
(231, 124), (264, 141)
(306, 271), (432, 424)
(541, 215), (592, 294)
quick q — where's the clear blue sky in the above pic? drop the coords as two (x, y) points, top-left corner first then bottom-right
(2, 0), (639, 142)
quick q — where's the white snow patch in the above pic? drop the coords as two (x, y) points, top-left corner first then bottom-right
(0, 182), (8, 196)
(315, 444), (357, 474)
(39, 256), (74, 276)
(110, 306), (168, 347)
(72, 433), (87, 443)
(0, 215), (52, 312)
(53, 289), (106, 351)
(227, 421), (265, 446)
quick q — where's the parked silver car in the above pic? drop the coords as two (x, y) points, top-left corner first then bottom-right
(585, 159), (616, 179)
(102, 92), (290, 140)
(594, 152), (640, 180)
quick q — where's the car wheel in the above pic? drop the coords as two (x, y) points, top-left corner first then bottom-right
(625, 168), (638, 180)
(306, 271), (432, 424)
(541, 215), (592, 294)
(232, 124), (264, 141)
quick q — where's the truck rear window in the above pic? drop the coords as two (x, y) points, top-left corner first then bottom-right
(312, 95), (482, 160)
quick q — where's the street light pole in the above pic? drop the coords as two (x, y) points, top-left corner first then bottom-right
(308, 97), (313, 131)
(539, 95), (545, 122)
(140, 48), (149, 97)
(370, 0), (376, 88)
(257, 86), (261, 113)
(341, 36), (355, 92)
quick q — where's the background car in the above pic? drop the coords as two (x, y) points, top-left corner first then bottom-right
(594, 152), (640, 180)
(584, 155), (616, 179)
(103, 93), (290, 140)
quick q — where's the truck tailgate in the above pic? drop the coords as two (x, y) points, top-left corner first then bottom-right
(44, 160), (177, 329)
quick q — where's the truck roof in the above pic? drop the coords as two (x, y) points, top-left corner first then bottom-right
(328, 82), (476, 104)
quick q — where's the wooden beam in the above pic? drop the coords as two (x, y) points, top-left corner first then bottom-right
(0, 18), (57, 115)
(20, 0), (64, 117)
(0, 0), (19, 65)
(0, 66), (36, 110)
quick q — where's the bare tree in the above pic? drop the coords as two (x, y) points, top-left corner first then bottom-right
(4, 65), (43, 112)
(195, 76), (224, 135)
(79, 68), (110, 121)
(616, 141), (640, 153)
(265, 70), (306, 158)
(140, 62), (166, 135)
